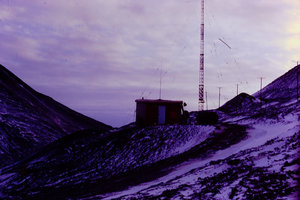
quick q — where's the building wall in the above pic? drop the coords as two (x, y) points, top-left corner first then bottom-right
(136, 101), (183, 126)
(136, 102), (146, 125)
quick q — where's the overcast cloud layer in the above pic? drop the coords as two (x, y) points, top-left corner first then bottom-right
(0, 0), (299, 127)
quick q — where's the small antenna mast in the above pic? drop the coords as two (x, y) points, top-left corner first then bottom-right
(159, 70), (162, 99)
(258, 77), (265, 102)
(205, 91), (208, 110)
(218, 87), (222, 108)
(297, 67), (299, 101)
(159, 67), (167, 99)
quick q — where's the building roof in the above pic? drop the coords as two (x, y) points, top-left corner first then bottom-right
(135, 99), (183, 104)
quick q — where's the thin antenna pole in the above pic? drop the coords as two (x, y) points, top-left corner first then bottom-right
(198, 0), (205, 111)
(159, 70), (162, 99)
(159, 68), (167, 99)
(205, 91), (208, 110)
(297, 67), (299, 101)
(236, 84), (239, 96)
(260, 77), (264, 91)
(218, 87), (222, 108)
(259, 77), (265, 101)
(292, 60), (299, 66)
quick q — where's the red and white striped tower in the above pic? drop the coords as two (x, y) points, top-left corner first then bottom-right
(198, 0), (205, 111)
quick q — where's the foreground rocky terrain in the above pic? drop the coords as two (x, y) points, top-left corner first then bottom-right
(103, 115), (299, 200)
(0, 65), (299, 199)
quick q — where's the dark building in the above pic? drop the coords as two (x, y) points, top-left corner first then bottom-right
(135, 99), (185, 126)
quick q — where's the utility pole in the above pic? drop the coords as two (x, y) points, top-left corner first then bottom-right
(259, 77), (265, 91)
(159, 69), (167, 99)
(292, 61), (299, 101)
(259, 77), (265, 100)
(296, 62), (299, 101)
(218, 87), (222, 108)
(292, 60), (299, 66)
(159, 70), (162, 99)
(198, 0), (205, 111)
(205, 91), (208, 110)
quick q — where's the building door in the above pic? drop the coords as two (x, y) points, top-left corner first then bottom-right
(158, 105), (166, 124)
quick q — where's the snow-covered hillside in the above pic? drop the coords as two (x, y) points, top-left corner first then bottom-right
(253, 65), (299, 102)
(0, 65), (299, 200)
(0, 125), (221, 199)
(0, 64), (111, 166)
(102, 111), (299, 200)
(98, 66), (300, 199)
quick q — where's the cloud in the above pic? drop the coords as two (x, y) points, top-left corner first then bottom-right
(0, 0), (299, 126)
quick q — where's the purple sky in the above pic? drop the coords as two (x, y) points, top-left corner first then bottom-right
(0, 0), (299, 127)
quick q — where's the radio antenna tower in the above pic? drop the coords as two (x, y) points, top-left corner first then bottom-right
(198, 0), (205, 111)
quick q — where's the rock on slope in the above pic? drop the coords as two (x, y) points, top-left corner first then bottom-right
(0, 64), (111, 166)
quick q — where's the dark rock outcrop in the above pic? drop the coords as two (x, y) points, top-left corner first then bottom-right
(0, 64), (111, 166)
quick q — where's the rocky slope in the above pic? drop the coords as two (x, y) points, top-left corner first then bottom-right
(0, 65), (299, 200)
(253, 65), (299, 102)
(104, 113), (299, 200)
(0, 64), (111, 166)
(219, 65), (299, 119)
(100, 65), (299, 199)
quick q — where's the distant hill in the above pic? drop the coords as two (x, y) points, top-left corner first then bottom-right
(0, 64), (111, 166)
(253, 65), (299, 102)
(218, 92), (259, 114)
(219, 65), (299, 116)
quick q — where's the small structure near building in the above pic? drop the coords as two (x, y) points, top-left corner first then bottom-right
(135, 99), (185, 126)
(196, 111), (218, 125)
